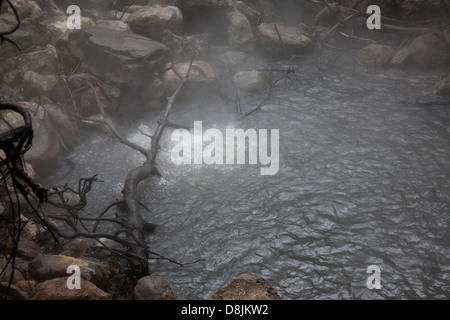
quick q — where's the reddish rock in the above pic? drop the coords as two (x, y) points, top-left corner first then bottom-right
(29, 254), (111, 290)
(209, 274), (281, 300)
(32, 277), (111, 300)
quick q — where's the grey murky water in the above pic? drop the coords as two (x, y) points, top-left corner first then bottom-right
(44, 59), (450, 299)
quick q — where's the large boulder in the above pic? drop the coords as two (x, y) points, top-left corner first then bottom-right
(356, 44), (397, 67)
(391, 33), (449, 67)
(68, 27), (169, 87)
(32, 277), (111, 300)
(255, 22), (312, 55)
(28, 254), (111, 290)
(209, 274), (281, 300)
(134, 275), (175, 300)
(127, 5), (183, 41)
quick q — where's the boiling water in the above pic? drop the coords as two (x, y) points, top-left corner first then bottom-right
(44, 60), (450, 299)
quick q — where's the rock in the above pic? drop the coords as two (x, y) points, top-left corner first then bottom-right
(42, 104), (79, 149)
(0, 18), (46, 55)
(2, 45), (60, 86)
(396, 0), (443, 20)
(233, 70), (271, 92)
(23, 70), (58, 94)
(91, 237), (124, 259)
(209, 274), (281, 300)
(17, 238), (42, 261)
(0, 101), (60, 164)
(68, 27), (169, 87)
(21, 71), (66, 103)
(67, 73), (120, 116)
(134, 275), (175, 300)
(29, 254), (111, 290)
(0, 282), (30, 300)
(67, 73), (112, 117)
(255, 22), (312, 55)
(162, 60), (215, 95)
(11, 258), (31, 283)
(356, 44), (397, 67)
(391, 33), (449, 67)
(143, 76), (165, 103)
(40, 15), (96, 44)
(227, 8), (253, 47)
(67, 73), (99, 89)
(13, 280), (36, 299)
(38, 0), (64, 17)
(58, 0), (113, 12)
(0, 83), (23, 104)
(13, 0), (44, 20)
(0, 259), (12, 283)
(96, 19), (131, 33)
(32, 277), (111, 300)
(60, 239), (92, 258)
(22, 102), (60, 162)
(20, 216), (39, 241)
(433, 77), (450, 96)
(127, 5), (183, 41)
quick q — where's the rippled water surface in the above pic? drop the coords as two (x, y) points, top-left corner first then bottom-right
(45, 60), (450, 299)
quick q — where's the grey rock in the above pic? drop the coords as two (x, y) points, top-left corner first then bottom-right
(356, 44), (397, 68)
(255, 22), (312, 54)
(233, 70), (270, 92)
(68, 27), (169, 87)
(227, 8), (253, 47)
(127, 5), (183, 41)
(134, 275), (175, 300)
